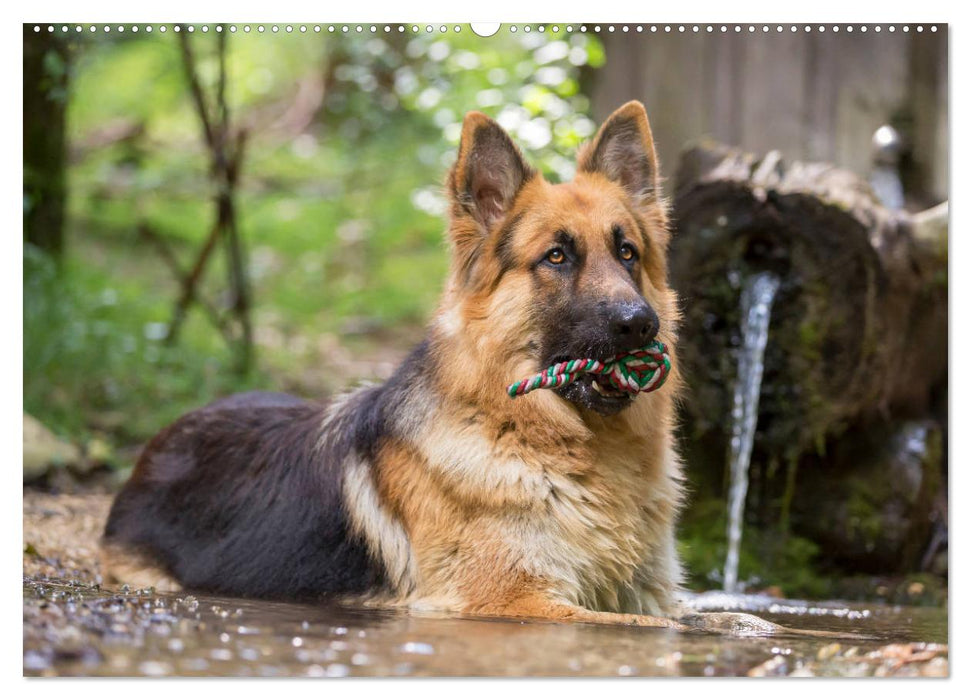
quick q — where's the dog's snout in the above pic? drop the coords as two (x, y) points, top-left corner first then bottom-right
(609, 301), (659, 350)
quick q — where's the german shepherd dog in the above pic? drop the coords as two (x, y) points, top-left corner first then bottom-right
(101, 101), (801, 636)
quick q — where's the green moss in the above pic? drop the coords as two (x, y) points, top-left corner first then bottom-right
(678, 496), (833, 598)
(843, 477), (891, 547)
(796, 319), (823, 361)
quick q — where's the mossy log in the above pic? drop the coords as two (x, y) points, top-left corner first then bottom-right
(789, 420), (943, 574)
(669, 141), (947, 461)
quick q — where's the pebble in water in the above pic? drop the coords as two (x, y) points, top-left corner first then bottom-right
(181, 658), (209, 672)
(139, 660), (173, 676)
(23, 649), (51, 671)
(747, 655), (788, 677)
(239, 647), (260, 661)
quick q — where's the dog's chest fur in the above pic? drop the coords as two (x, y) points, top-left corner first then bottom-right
(507, 445), (674, 611)
(347, 394), (680, 614)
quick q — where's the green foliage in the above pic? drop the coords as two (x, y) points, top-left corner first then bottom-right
(24, 244), (265, 443)
(678, 497), (831, 598)
(319, 28), (603, 182)
(27, 28), (604, 448)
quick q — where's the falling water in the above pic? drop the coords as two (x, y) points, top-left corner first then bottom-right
(723, 271), (781, 593)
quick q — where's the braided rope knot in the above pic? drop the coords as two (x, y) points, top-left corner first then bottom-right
(506, 340), (671, 399)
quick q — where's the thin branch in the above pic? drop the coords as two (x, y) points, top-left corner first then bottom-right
(166, 27), (253, 372)
(164, 220), (223, 344)
(217, 29), (228, 140)
(138, 223), (232, 340)
(176, 30), (216, 152)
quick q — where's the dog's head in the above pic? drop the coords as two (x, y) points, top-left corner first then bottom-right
(443, 101), (676, 417)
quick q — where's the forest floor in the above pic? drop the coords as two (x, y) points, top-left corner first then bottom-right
(24, 489), (948, 678)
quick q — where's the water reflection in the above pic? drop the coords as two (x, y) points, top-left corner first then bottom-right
(24, 577), (946, 677)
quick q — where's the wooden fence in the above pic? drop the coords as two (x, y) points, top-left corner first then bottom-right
(590, 26), (947, 205)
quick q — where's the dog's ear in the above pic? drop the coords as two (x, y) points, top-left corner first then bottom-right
(577, 101), (660, 209)
(449, 112), (534, 234)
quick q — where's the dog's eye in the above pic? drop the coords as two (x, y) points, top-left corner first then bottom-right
(546, 248), (566, 265)
(619, 244), (636, 261)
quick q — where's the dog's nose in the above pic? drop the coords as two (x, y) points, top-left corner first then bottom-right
(608, 301), (659, 351)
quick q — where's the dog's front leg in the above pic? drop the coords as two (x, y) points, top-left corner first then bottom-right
(473, 596), (868, 640)
(472, 593), (689, 631)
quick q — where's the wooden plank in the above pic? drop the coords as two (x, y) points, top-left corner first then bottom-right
(591, 28), (946, 198)
(832, 29), (910, 178)
(737, 30), (810, 161)
(803, 30), (840, 162)
(908, 26), (949, 203)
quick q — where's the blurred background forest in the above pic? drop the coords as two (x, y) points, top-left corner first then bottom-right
(24, 24), (948, 601)
(25, 25), (608, 442)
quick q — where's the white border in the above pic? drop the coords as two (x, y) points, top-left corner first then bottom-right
(6, 0), (963, 696)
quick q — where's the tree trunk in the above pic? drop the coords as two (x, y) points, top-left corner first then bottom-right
(670, 141), (947, 462)
(23, 27), (70, 258)
(669, 141), (948, 574)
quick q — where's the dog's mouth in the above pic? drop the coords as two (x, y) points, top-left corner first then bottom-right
(547, 355), (634, 417)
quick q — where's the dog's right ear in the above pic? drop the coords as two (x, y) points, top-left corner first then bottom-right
(448, 113), (534, 273)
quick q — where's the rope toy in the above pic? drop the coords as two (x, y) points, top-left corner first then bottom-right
(506, 340), (671, 399)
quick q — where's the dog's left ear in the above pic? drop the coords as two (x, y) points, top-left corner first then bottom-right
(577, 100), (660, 209)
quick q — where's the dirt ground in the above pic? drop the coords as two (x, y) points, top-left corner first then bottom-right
(23, 491), (113, 585)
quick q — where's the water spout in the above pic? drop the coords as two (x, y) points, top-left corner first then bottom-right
(723, 271), (781, 593)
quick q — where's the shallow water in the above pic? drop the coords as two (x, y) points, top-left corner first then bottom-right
(23, 577), (947, 677)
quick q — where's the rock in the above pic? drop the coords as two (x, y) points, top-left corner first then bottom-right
(75, 436), (114, 475)
(23, 414), (81, 481)
(747, 655), (787, 677)
(817, 643), (841, 661)
(920, 657), (949, 677)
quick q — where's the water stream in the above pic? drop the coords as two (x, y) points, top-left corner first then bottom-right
(723, 272), (781, 593)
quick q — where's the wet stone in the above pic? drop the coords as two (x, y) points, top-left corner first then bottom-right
(139, 660), (173, 676)
(400, 641), (434, 655)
